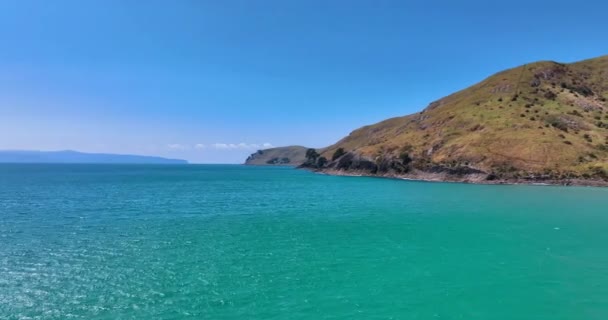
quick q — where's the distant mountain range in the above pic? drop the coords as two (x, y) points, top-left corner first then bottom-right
(0, 150), (188, 164)
(246, 55), (608, 186)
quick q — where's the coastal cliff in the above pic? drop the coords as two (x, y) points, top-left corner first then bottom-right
(251, 55), (608, 186)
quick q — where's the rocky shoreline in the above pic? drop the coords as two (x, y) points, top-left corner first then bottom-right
(294, 149), (608, 187)
(307, 168), (608, 187)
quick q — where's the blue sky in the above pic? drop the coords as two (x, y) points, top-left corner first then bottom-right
(1, 0), (607, 163)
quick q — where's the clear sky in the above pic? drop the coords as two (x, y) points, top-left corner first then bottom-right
(1, 0), (607, 163)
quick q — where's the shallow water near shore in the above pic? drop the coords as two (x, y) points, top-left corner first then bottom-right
(1, 164), (608, 319)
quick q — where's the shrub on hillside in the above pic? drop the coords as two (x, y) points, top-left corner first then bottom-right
(567, 110), (583, 117)
(544, 91), (557, 100)
(545, 115), (570, 132)
(583, 134), (593, 143)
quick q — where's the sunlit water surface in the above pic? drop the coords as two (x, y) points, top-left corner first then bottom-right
(1, 164), (607, 319)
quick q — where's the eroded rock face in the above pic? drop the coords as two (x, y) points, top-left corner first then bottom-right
(425, 99), (445, 111)
(530, 78), (541, 87)
(331, 153), (377, 172)
(575, 98), (604, 112)
(559, 116), (586, 131)
(324, 151), (485, 177)
(426, 165), (485, 175)
(312, 149), (608, 186)
(490, 83), (513, 94)
(534, 65), (567, 81)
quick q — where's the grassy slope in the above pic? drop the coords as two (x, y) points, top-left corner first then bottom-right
(321, 56), (608, 180)
(244, 146), (310, 165)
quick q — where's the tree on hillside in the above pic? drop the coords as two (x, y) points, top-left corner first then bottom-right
(305, 149), (319, 163)
(332, 148), (346, 161)
(317, 156), (328, 167)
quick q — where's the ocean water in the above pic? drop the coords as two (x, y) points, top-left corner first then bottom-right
(1, 164), (608, 319)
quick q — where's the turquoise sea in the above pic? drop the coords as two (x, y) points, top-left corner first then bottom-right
(1, 164), (608, 319)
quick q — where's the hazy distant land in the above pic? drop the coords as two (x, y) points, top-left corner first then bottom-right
(0, 150), (188, 164)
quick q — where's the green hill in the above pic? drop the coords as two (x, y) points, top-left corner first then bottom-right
(244, 146), (313, 166)
(310, 55), (608, 185)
